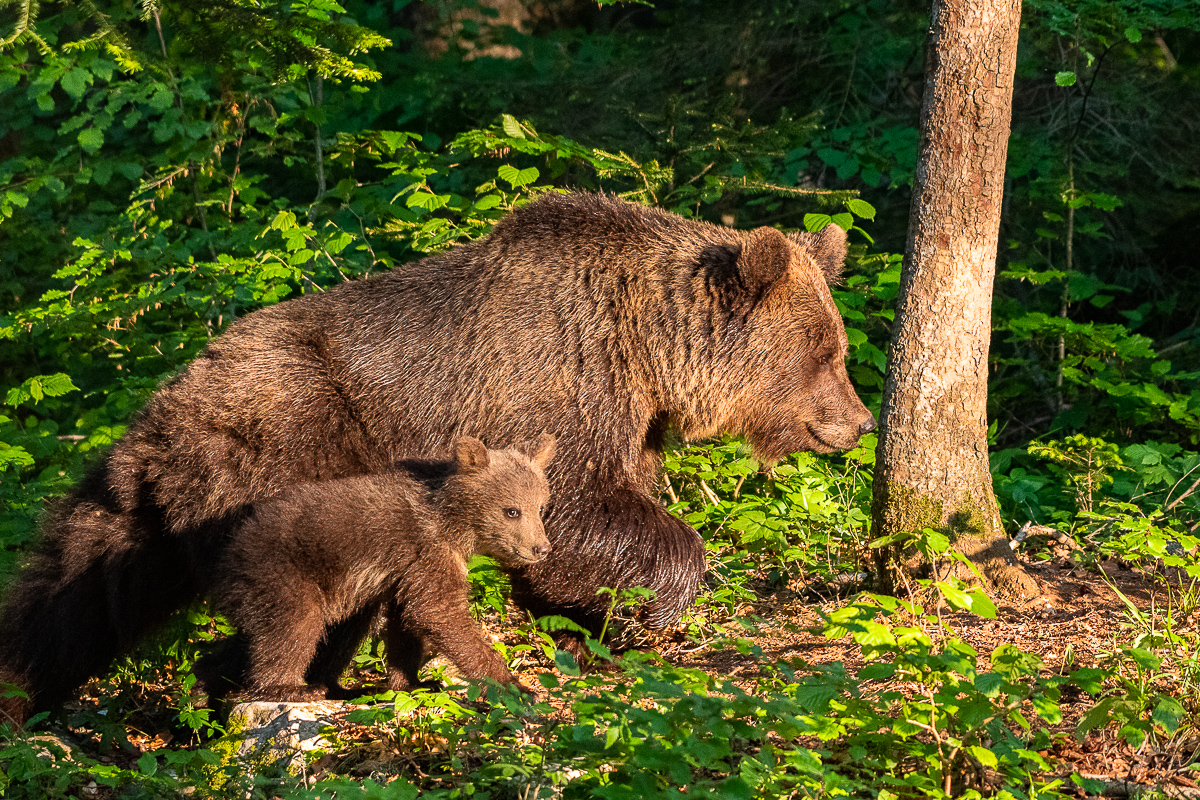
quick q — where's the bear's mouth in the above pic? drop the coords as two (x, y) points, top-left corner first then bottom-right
(804, 424), (840, 453)
(805, 422), (858, 453)
(511, 547), (549, 564)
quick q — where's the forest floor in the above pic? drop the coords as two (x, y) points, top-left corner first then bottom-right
(29, 557), (1200, 797)
(662, 561), (1200, 796)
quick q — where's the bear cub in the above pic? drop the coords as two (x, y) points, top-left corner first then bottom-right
(211, 434), (555, 701)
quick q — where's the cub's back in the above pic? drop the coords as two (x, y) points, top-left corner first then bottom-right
(221, 470), (438, 590)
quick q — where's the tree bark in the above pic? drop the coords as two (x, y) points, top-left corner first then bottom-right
(871, 0), (1040, 599)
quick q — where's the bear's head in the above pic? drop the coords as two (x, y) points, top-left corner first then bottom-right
(446, 434), (555, 566)
(676, 223), (876, 464)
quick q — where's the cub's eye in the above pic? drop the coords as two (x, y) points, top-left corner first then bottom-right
(504, 508), (521, 520)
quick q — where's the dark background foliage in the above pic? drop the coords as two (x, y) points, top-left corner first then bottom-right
(0, 0), (1198, 559)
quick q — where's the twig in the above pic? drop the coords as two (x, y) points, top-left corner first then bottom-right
(697, 479), (720, 508)
(1165, 468), (1200, 512)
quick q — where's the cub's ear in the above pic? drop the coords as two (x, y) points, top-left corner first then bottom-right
(521, 433), (556, 471)
(786, 224), (847, 284)
(452, 437), (490, 473)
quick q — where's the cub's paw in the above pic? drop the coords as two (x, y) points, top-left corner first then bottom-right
(241, 684), (329, 703)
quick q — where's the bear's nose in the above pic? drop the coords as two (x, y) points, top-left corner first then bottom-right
(532, 543), (551, 557)
(858, 416), (878, 435)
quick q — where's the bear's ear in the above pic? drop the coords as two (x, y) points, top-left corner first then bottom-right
(736, 226), (793, 291)
(785, 224), (847, 284)
(522, 433), (556, 471)
(453, 437), (490, 473)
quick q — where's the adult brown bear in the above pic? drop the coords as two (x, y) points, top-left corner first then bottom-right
(0, 192), (874, 722)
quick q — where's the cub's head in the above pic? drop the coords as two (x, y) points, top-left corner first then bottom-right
(446, 434), (555, 567)
(675, 223), (876, 463)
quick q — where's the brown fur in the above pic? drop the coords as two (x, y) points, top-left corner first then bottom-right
(212, 436), (553, 702)
(0, 193), (873, 724)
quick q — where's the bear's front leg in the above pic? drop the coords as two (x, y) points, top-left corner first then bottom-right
(393, 580), (528, 694)
(509, 483), (706, 651)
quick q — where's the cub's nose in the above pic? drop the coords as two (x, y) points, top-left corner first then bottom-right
(532, 542), (552, 558)
(858, 415), (878, 436)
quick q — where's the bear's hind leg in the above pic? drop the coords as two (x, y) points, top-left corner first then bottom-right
(240, 596), (326, 702)
(305, 605), (379, 700)
(0, 492), (196, 721)
(383, 606), (439, 692)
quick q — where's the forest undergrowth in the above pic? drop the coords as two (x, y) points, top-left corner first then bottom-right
(2, 435), (1199, 799)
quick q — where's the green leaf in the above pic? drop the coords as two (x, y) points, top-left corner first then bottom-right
(817, 148), (844, 167)
(1152, 695), (1184, 734)
(60, 67), (91, 99)
(78, 127), (104, 154)
(6, 373), (79, 406)
(967, 744), (998, 769)
(394, 694), (421, 715)
(501, 114), (526, 139)
(936, 582), (974, 611)
(497, 165), (539, 189)
(974, 672), (1005, 698)
(831, 212), (854, 231)
(474, 194), (502, 211)
(853, 621), (896, 647)
(1124, 27), (1142, 44)
(148, 85), (175, 112)
(847, 198), (876, 220)
(924, 530), (951, 553)
(1055, 71), (1077, 87)
(803, 213), (832, 232)
(1072, 774), (1108, 795)
(793, 681), (838, 714)
(554, 649), (581, 677)
(965, 588), (997, 618)
(1067, 667), (1107, 695)
(1076, 697), (1115, 739)
(604, 725), (620, 749)
(137, 752), (158, 776)
(858, 663), (896, 680)
(0, 443), (35, 472)
(406, 191), (449, 211)
(846, 327), (868, 347)
(1126, 647), (1161, 671)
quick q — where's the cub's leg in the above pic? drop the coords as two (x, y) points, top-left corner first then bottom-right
(394, 579), (523, 692)
(305, 606), (380, 700)
(236, 591), (328, 702)
(383, 611), (440, 692)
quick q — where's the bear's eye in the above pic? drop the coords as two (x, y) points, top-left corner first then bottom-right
(504, 507), (521, 520)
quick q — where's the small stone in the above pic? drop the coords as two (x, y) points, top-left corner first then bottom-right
(204, 700), (348, 785)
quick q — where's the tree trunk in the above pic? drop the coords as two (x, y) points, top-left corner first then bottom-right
(871, 0), (1040, 600)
